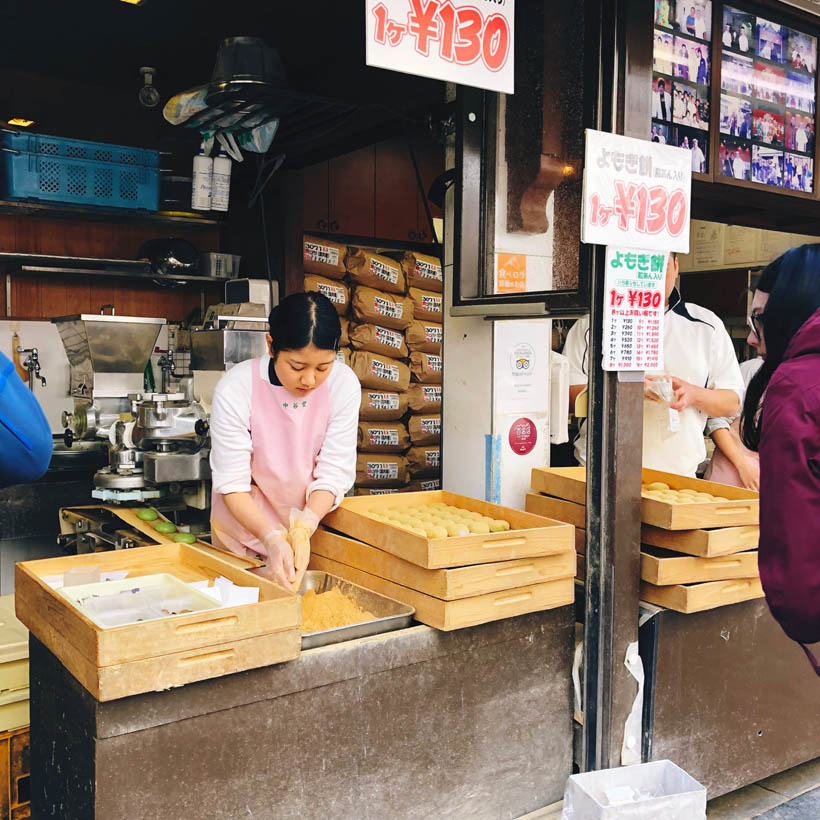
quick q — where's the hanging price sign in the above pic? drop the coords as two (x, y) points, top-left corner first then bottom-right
(603, 247), (668, 371)
(581, 130), (691, 253)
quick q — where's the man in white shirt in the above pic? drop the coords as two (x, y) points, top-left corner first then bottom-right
(732, 150), (747, 179)
(652, 79), (672, 121)
(691, 138), (705, 172)
(796, 125), (808, 152)
(722, 23), (733, 48)
(738, 27), (750, 52)
(564, 253), (744, 477)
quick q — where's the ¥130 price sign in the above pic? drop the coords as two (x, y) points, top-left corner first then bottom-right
(603, 247), (668, 372)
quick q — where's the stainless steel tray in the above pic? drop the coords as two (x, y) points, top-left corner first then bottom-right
(299, 570), (414, 649)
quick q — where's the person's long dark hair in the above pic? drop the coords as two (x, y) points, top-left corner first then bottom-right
(268, 292), (341, 355)
(741, 244), (820, 450)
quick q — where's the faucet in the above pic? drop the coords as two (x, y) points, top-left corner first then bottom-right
(16, 346), (46, 390)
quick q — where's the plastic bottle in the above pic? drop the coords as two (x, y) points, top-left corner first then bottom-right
(211, 149), (232, 212)
(191, 143), (213, 211)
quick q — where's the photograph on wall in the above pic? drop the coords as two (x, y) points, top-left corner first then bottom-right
(753, 104), (785, 146)
(786, 28), (817, 73)
(654, 0), (674, 30)
(674, 80), (710, 128)
(757, 18), (786, 63)
(674, 36), (710, 84)
(785, 111), (815, 154)
(652, 74), (674, 121)
(719, 136), (752, 180)
(753, 61), (787, 104)
(722, 6), (755, 53)
(722, 53), (754, 95)
(783, 153), (814, 191)
(676, 1), (712, 40)
(720, 94), (753, 137)
(654, 30), (675, 75)
(651, 122), (673, 143)
(752, 144), (784, 186)
(676, 125), (708, 173)
(786, 71), (816, 113)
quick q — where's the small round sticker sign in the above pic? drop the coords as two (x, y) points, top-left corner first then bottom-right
(508, 417), (537, 455)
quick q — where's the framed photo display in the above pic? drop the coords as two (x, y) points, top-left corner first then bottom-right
(652, 1), (819, 194)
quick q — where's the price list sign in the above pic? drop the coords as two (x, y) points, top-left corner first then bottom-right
(603, 247), (668, 371)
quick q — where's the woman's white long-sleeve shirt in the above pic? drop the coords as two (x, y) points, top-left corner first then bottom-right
(209, 356), (360, 506)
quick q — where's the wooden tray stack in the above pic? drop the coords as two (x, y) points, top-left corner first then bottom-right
(312, 490), (576, 630)
(528, 467), (763, 614)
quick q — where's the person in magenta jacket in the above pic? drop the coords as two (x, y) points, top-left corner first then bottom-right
(741, 244), (820, 673)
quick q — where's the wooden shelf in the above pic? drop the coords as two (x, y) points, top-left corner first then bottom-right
(0, 198), (224, 229)
(11, 265), (227, 284)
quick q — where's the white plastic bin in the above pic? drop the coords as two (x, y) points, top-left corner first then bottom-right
(561, 760), (706, 819)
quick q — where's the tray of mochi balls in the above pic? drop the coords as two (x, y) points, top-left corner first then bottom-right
(638, 470), (759, 531)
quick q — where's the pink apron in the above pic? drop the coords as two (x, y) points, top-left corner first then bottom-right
(211, 358), (331, 558)
(704, 416), (759, 488)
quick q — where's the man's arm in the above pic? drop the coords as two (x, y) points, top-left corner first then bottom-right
(669, 378), (740, 417)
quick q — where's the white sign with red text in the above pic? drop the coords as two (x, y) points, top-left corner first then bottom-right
(365, 0), (514, 94)
(581, 130), (691, 253)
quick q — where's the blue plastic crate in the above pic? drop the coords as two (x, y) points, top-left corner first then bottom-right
(0, 131), (159, 168)
(0, 132), (160, 212)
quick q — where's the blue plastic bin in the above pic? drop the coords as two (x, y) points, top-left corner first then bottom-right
(0, 132), (160, 212)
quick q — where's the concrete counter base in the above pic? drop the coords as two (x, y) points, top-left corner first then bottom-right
(31, 606), (574, 819)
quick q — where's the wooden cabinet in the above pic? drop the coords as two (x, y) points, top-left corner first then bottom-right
(303, 161), (330, 233)
(375, 137), (420, 242)
(329, 146), (375, 236)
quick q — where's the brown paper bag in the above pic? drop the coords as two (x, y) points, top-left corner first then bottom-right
(408, 414), (441, 445)
(345, 248), (406, 295)
(409, 351), (442, 384)
(303, 235), (347, 278)
(406, 478), (442, 492)
(407, 445), (441, 477)
(357, 421), (410, 453)
(401, 251), (443, 292)
(405, 320), (443, 354)
(358, 389), (408, 421)
(407, 383), (442, 413)
(304, 275), (349, 315)
(355, 487), (405, 496)
(408, 288), (443, 323)
(350, 323), (408, 360)
(351, 351), (411, 392)
(356, 453), (409, 487)
(340, 316), (350, 346)
(335, 347), (351, 366)
(351, 286), (414, 330)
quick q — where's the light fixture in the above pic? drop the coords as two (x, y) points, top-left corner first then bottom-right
(8, 118), (34, 127)
(119, 0), (145, 5)
(138, 67), (160, 108)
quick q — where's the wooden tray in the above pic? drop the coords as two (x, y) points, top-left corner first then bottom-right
(310, 555), (575, 630)
(323, 490), (573, 569)
(641, 547), (758, 586)
(640, 577), (764, 613)
(15, 544), (300, 701)
(312, 528), (575, 600)
(531, 467), (758, 530)
(575, 528), (586, 555)
(525, 494), (585, 529)
(641, 524), (759, 557)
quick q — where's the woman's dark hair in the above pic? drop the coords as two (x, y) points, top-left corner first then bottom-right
(268, 291), (341, 354)
(741, 244), (820, 450)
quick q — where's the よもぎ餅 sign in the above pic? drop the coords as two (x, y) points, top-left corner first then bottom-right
(581, 130), (692, 253)
(366, 0), (514, 94)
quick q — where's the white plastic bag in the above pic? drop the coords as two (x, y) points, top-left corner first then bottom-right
(644, 375), (680, 436)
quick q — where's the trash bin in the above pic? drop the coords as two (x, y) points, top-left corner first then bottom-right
(561, 760), (706, 819)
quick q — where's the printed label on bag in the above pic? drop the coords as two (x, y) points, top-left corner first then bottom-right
(316, 282), (345, 304)
(425, 450), (441, 468)
(425, 325), (443, 343)
(370, 258), (399, 285)
(369, 428), (400, 447)
(415, 259), (442, 283)
(367, 461), (399, 480)
(422, 386), (442, 403)
(372, 359), (399, 382)
(376, 327), (403, 349)
(304, 241), (340, 267)
(419, 479), (441, 491)
(374, 296), (403, 319)
(368, 392), (400, 410)
(421, 417), (441, 435)
(421, 295), (442, 314)
(427, 355), (442, 372)
(335, 350), (346, 364)
(368, 488), (398, 494)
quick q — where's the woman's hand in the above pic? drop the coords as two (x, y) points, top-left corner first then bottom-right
(736, 457), (760, 492)
(287, 507), (321, 590)
(258, 528), (296, 591)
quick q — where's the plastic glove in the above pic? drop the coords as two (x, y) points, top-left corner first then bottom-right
(258, 527), (296, 591)
(287, 507), (320, 589)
